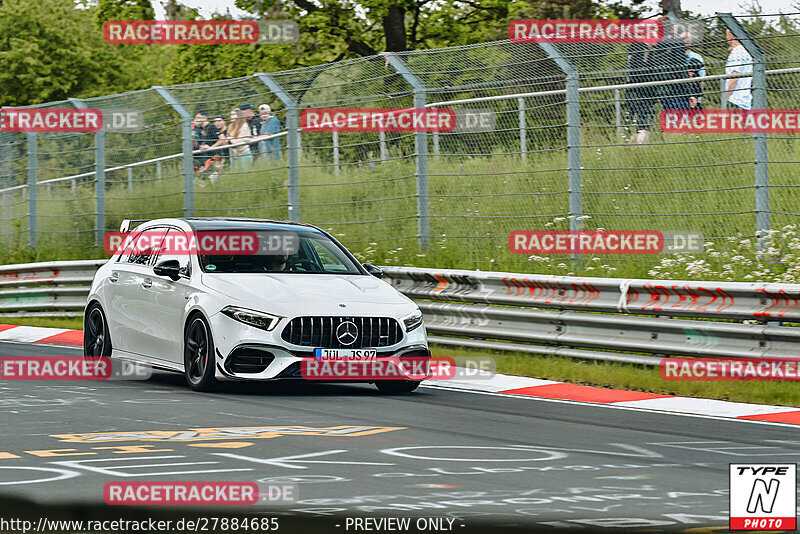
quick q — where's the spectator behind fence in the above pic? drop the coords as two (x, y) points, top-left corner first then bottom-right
(683, 31), (706, 108)
(258, 104), (282, 160)
(227, 108), (253, 170)
(651, 30), (691, 111)
(687, 58), (704, 109)
(192, 110), (221, 174)
(725, 29), (753, 110)
(212, 115), (231, 168)
(241, 103), (263, 158)
(625, 42), (658, 144)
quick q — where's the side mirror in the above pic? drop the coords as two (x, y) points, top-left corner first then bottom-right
(363, 263), (383, 278)
(154, 259), (181, 281)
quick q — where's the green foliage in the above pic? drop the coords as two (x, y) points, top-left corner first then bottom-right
(95, 0), (155, 29)
(0, 0), (170, 106)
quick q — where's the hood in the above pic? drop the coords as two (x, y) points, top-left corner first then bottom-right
(200, 273), (415, 317)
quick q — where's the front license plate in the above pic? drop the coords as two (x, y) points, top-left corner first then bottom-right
(314, 348), (377, 361)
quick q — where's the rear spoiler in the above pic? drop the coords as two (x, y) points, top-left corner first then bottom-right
(119, 219), (151, 232)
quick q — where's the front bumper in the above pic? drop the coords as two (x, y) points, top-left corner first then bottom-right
(209, 312), (429, 381)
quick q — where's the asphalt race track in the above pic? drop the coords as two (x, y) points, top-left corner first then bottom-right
(1, 341), (799, 533)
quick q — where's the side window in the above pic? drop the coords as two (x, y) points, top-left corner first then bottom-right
(309, 239), (348, 272)
(157, 228), (191, 276)
(122, 227), (167, 266)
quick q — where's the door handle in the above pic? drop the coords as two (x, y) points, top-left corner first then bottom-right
(142, 278), (152, 289)
(109, 272), (119, 283)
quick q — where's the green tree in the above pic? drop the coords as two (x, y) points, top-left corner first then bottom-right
(95, 0), (155, 29)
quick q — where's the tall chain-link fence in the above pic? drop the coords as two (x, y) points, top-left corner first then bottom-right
(1, 13), (799, 276)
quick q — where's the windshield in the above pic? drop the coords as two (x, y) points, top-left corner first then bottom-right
(198, 230), (362, 274)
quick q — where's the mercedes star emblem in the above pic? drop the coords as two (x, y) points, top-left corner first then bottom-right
(336, 321), (359, 346)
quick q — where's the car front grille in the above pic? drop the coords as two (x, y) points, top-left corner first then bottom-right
(281, 316), (403, 348)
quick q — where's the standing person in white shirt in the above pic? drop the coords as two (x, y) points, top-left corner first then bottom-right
(725, 29), (753, 110)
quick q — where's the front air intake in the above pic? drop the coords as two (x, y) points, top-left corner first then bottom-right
(281, 317), (403, 348)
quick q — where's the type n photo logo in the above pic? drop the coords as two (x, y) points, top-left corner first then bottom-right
(730, 464), (796, 531)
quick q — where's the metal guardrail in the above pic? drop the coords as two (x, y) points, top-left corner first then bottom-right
(2, 261), (799, 365)
(0, 260), (105, 317)
(382, 267), (800, 365)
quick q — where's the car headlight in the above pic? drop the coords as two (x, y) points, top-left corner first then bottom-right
(402, 310), (424, 332)
(221, 306), (282, 331)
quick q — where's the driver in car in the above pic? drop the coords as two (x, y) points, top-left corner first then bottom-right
(264, 253), (288, 271)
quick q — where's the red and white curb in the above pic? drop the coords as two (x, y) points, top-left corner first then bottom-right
(0, 323), (83, 347)
(2, 323), (799, 426)
(425, 374), (800, 426)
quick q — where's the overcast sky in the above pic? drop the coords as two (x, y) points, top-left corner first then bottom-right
(151, 0), (798, 21)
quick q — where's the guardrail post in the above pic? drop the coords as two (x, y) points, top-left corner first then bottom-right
(27, 132), (37, 249)
(538, 43), (582, 263)
(255, 73), (300, 222)
(518, 97), (527, 161)
(154, 86), (194, 217)
(383, 53), (430, 251)
(719, 13), (769, 241)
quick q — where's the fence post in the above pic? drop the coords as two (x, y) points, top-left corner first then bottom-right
(1, 191), (9, 248)
(432, 131), (440, 157)
(719, 13), (769, 239)
(332, 131), (340, 174)
(538, 43), (582, 233)
(95, 128), (106, 247)
(254, 73), (300, 222)
(27, 133), (37, 249)
(74, 94), (107, 246)
(156, 161), (162, 181)
(153, 86), (194, 217)
(614, 89), (623, 139)
(720, 77), (728, 108)
(127, 167), (133, 190)
(518, 97), (527, 161)
(383, 52), (430, 251)
(379, 131), (388, 161)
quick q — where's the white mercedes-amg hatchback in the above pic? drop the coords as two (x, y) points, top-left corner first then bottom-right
(84, 217), (429, 393)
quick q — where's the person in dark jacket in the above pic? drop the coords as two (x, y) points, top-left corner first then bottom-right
(650, 33), (691, 111)
(625, 42), (658, 144)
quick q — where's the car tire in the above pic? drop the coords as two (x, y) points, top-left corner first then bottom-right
(184, 315), (218, 392)
(375, 380), (420, 394)
(84, 303), (112, 359)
